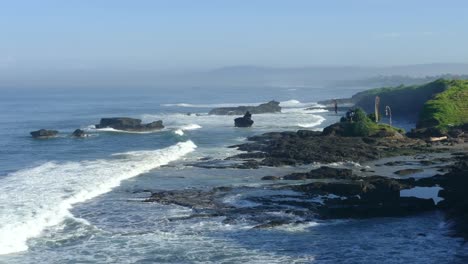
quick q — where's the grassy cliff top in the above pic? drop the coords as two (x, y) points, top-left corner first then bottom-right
(322, 108), (405, 137)
(418, 80), (468, 130)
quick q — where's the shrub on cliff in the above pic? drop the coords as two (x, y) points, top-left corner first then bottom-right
(323, 108), (404, 137)
(417, 80), (468, 132)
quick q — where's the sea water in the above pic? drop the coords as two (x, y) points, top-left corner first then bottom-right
(0, 86), (467, 263)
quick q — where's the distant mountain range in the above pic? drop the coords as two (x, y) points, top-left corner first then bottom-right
(2, 63), (468, 88)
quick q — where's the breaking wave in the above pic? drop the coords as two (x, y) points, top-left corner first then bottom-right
(0, 141), (197, 255)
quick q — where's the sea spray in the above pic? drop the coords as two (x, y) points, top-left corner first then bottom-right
(161, 99), (323, 109)
(173, 124), (202, 136)
(0, 141), (197, 255)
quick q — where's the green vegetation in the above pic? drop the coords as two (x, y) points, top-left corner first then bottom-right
(323, 108), (404, 137)
(418, 80), (468, 131)
(353, 79), (449, 121)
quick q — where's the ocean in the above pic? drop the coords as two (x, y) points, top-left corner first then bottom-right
(0, 86), (467, 263)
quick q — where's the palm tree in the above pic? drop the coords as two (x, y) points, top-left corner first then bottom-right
(385, 105), (392, 126)
(374, 96), (380, 123)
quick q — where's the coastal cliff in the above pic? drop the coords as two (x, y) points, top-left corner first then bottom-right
(352, 79), (449, 121)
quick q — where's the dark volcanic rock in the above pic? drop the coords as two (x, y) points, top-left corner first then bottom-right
(145, 189), (222, 209)
(145, 173), (436, 224)
(209, 100), (281, 115)
(230, 130), (429, 166)
(261, 176), (281, 181)
(283, 166), (353, 180)
(30, 129), (58, 139)
(234, 112), (254, 127)
(407, 127), (446, 139)
(394, 168), (424, 176)
(319, 196), (435, 219)
(290, 175), (435, 218)
(95, 117), (164, 131)
(436, 156), (468, 239)
(72, 129), (87, 138)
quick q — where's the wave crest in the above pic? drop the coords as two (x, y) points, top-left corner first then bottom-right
(0, 141), (197, 255)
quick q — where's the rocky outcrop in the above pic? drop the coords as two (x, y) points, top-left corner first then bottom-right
(145, 172), (436, 226)
(394, 168), (423, 176)
(229, 130), (430, 167)
(72, 129), (87, 138)
(234, 112), (254, 127)
(436, 155), (468, 239)
(209, 101), (281, 115)
(30, 129), (58, 139)
(264, 167), (353, 181)
(95, 117), (164, 131)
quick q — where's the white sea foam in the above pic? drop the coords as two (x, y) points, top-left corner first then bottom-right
(222, 194), (261, 208)
(279, 99), (325, 108)
(0, 141), (197, 255)
(327, 161), (369, 168)
(172, 124), (202, 136)
(142, 112), (326, 131)
(297, 116), (326, 128)
(174, 129), (184, 136)
(162, 99), (324, 109)
(274, 221), (320, 232)
(90, 127), (163, 134)
(162, 102), (261, 108)
(180, 124), (202, 130)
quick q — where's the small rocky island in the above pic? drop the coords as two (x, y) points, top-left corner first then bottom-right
(30, 129), (58, 139)
(72, 129), (88, 138)
(95, 117), (164, 132)
(209, 100), (281, 115)
(234, 111), (254, 127)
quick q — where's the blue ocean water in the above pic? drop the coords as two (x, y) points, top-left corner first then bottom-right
(0, 86), (467, 263)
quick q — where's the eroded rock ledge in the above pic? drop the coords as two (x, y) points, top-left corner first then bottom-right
(228, 130), (437, 167)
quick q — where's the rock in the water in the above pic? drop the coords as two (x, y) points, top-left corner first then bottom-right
(30, 129), (58, 139)
(209, 100), (281, 115)
(95, 117), (164, 131)
(283, 166), (353, 180)
(72, 129), (87, 138)
(261, 176), (281, 181)
(435, 156), (468, 239)
(234, 112), (254, 127)
(394, 168), (423, 176)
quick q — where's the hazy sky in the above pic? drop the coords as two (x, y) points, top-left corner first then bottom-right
(1, 0), (468, 72)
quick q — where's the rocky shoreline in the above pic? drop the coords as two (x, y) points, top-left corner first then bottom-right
(144, 119), (468, 239)
(227, 130), (438, 167)
(145, 150), (467, 236)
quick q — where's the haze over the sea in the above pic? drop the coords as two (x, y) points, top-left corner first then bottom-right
(1, 0), (468, 88)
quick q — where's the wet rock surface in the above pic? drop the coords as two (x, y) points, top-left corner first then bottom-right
(234, 112), (254, 127)
(209, 100), (281, 115)
(229, 130), (434, 167)
(435, 154), (468, 239)
(30, 129), (58, 139)
(147, 146), (468, 239)
(95, 117), (164, 131)
(145, 172), (438, 228)
(71, 129), (87, 138)
(394, 168), (424, 176)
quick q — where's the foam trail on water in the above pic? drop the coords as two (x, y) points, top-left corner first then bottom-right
(0, 141), (197, 255)
(90, 127), (162, 134)
(297, 116), (326, 128)
(162, 99), (323, 109)
(279, 99), (324, 108)
(180, 124), (202, 130)
(172, 124), (202, 136)
(162, 102), (261, 108)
